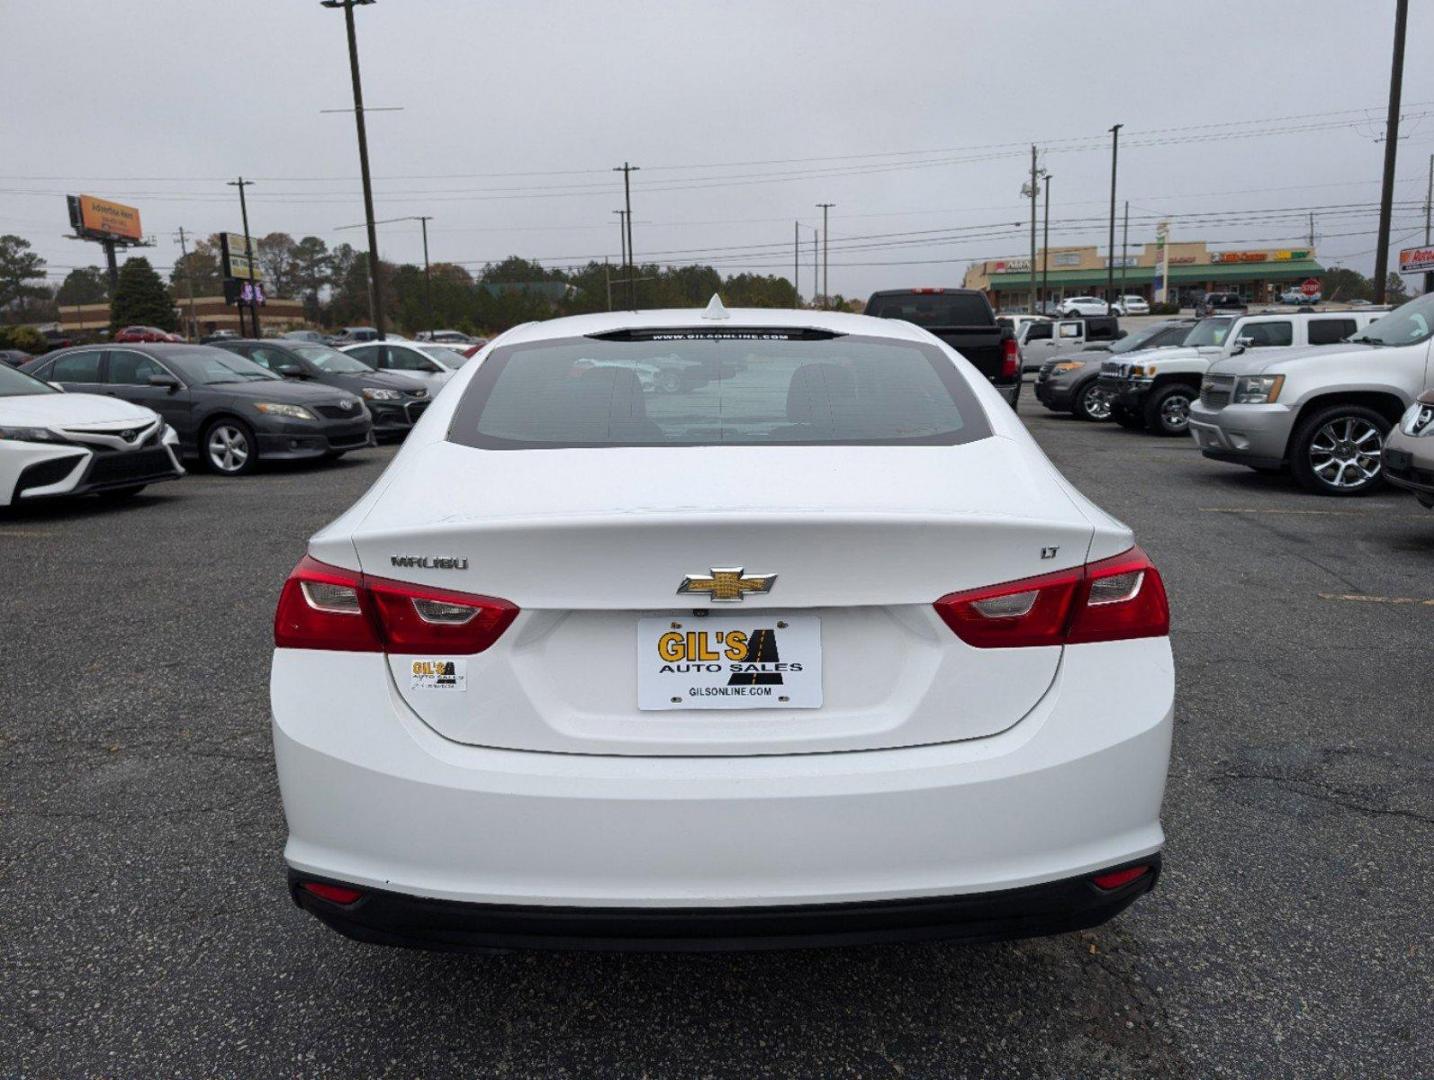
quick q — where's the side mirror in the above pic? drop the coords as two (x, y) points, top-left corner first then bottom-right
(1117, 329), (1129, 339)
(148, 374), (181, 392)
(49, 381), (66, 392)
(1230, 336), (1254, 355)
(277, 364), (305, 378)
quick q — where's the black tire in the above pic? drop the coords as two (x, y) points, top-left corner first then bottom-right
(1111, 404), (1145, 430)
(1143, 383), (1197, 437)
(1289, 404), (1390, 496)
(1073, 380), (1113, 422)
(201, 418), (258, 476)
(96, 485), (146, 501)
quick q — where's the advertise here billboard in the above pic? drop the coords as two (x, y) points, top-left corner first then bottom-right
(67, 194), (143, 242)
(220, 232), (263, 281)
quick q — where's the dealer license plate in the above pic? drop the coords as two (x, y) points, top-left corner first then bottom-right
(636, 614), (822, 710)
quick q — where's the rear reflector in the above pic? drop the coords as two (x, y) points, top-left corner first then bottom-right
(301, 881), (365, 905)
(1091, 865), (1151, 891)
(934, 546), (1169, 648)
(275, 555), (519, 654)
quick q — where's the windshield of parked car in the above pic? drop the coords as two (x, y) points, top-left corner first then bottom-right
(418, 345), (470, 368)
(0, 363), (57, 397)
(1349, 293), (1434, 347)
(1184, 317), (1234, 347)
(289, 343), (373, 373)
(449, 330), (992, 449)
(866, 292), (992, 326)
(164, 349), (280, 384)
(1108, 323), (1187, 354)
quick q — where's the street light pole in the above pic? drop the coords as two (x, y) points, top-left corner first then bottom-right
(1041, 174), (1052, 311)
(816, 203), (834, 308)
(416, 214), (433, 340)
(1373, 0), (1407, 305)
(323, 0), (386, 339)
(1107, 122), (1122, 313)
(1424, 152), (1432, 296)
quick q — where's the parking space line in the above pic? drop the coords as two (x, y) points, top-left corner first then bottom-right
(1319, 592), (1434, 606)
(1200, 506), (1411, 517)
(0, 529), (56, 538)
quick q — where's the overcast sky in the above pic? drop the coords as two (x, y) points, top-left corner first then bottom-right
(6, 0), (1433, 299)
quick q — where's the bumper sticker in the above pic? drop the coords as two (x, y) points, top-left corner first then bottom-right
(410, 659), (466, 691)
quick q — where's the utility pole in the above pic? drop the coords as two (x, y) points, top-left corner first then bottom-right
(604, 258), (612, 312)
(812, 230), (818, 307)
(1107, 122), (1122, 313)
(792, 220), (802, 306)
(322, 0), (386, 339)
(1041, 174), (1053, 311)
(1373, 0), (1407, 304)
(174, 226), (198, 341)
(415, 215), (434, 340)
(613, 162), (639, 308)
(227, 176), (259, 338)
(613, 209), (627, 286)
(816, 203), (834, 308)
(1022, 146), (1040, 315)
(1308, 211), (1316, 249)
(1121, 200), (1129, 296)
(1424, 152), (1432, 295)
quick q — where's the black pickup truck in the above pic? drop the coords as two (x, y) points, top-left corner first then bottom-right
(865, 288), (1020, 407)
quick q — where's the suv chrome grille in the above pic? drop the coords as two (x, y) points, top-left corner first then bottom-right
(1201, 375), (1235, 409)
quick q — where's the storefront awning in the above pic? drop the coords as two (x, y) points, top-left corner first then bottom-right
(986, 259), (1324, 291)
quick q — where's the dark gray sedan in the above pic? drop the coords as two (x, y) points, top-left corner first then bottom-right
(23, 343), (372, 476)
(1034, 319), (1195, 421)
(212, 339), (431, 441)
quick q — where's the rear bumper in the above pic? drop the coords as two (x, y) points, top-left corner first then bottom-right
(289, 857), (1161, 953)
(272, 638), (1173, 929)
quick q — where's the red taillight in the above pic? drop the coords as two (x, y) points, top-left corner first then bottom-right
(274, 555), (519, 654)
(933, 546), (1169, 648)
(1091, 865), (1151, 890)
(1001, 337), (1021, 380)
(301, 881), (365, 905)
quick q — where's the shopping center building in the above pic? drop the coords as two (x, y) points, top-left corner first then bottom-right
(963, 241), (1324, 311)
(57, 295), (307, 338)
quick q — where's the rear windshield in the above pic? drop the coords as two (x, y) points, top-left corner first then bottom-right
(447, 330), (992, 449)
(866, 292), (992, 327)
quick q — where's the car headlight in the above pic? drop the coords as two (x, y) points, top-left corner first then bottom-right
(1052, 361), (1083, 373)
(0, 426), (60, 442)
(408, 388), (427, 399)
(254, 402), (317, 420)
(1131, 365), (1156, 377)
(1401, 401), (1434, 436)
(361, 387), (401, 401)
(1233, 374), (1285, 405)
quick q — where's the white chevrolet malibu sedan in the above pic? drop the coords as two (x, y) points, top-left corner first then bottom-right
(272, 301), (1173, 952)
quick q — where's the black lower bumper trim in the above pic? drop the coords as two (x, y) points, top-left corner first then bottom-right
(287, 856), (1161, 953)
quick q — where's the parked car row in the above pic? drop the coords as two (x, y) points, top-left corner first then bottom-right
(1033, 294), (1434, 502)
(2, 336), (494, 509)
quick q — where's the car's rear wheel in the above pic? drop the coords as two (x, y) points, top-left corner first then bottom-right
(1290, 404), (1389, 496)
(1144, 384), (1195, 436)
(1111, 403), (1145, 430)
(1074, 380), (1113, 422)
(203, 419), (257, 476)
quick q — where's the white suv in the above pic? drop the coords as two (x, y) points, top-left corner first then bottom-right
(1059, 296), (1116, 317)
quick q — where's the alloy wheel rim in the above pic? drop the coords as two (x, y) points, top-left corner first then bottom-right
(208, 425), (250, 473)
(1160, 394), (1191, 430)
(1083, 385), (1113, 420)
(1309, 417), (1382, 489)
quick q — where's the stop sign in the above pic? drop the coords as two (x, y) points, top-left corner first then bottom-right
(1300, 277), (1321, 297)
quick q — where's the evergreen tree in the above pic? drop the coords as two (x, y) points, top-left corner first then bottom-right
(110, 257), (177, 331)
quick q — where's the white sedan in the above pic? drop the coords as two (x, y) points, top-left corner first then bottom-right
(1117, 295), (1150, 316)
(273, 301), (1173, 951)
(340, 340), (472, 391)
(1059, 296), (1117, 317)
(0, 363), (183, 507)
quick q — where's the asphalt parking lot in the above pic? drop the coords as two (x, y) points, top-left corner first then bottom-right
(3, 394), (1431, 1079)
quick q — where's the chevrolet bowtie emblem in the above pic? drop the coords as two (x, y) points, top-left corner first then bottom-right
(677, 567), (777, 603)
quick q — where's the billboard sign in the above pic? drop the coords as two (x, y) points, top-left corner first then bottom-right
(219, 232), (263, 281)
(1399, 246), (1434, 274)
(66, 194), (143, 242)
